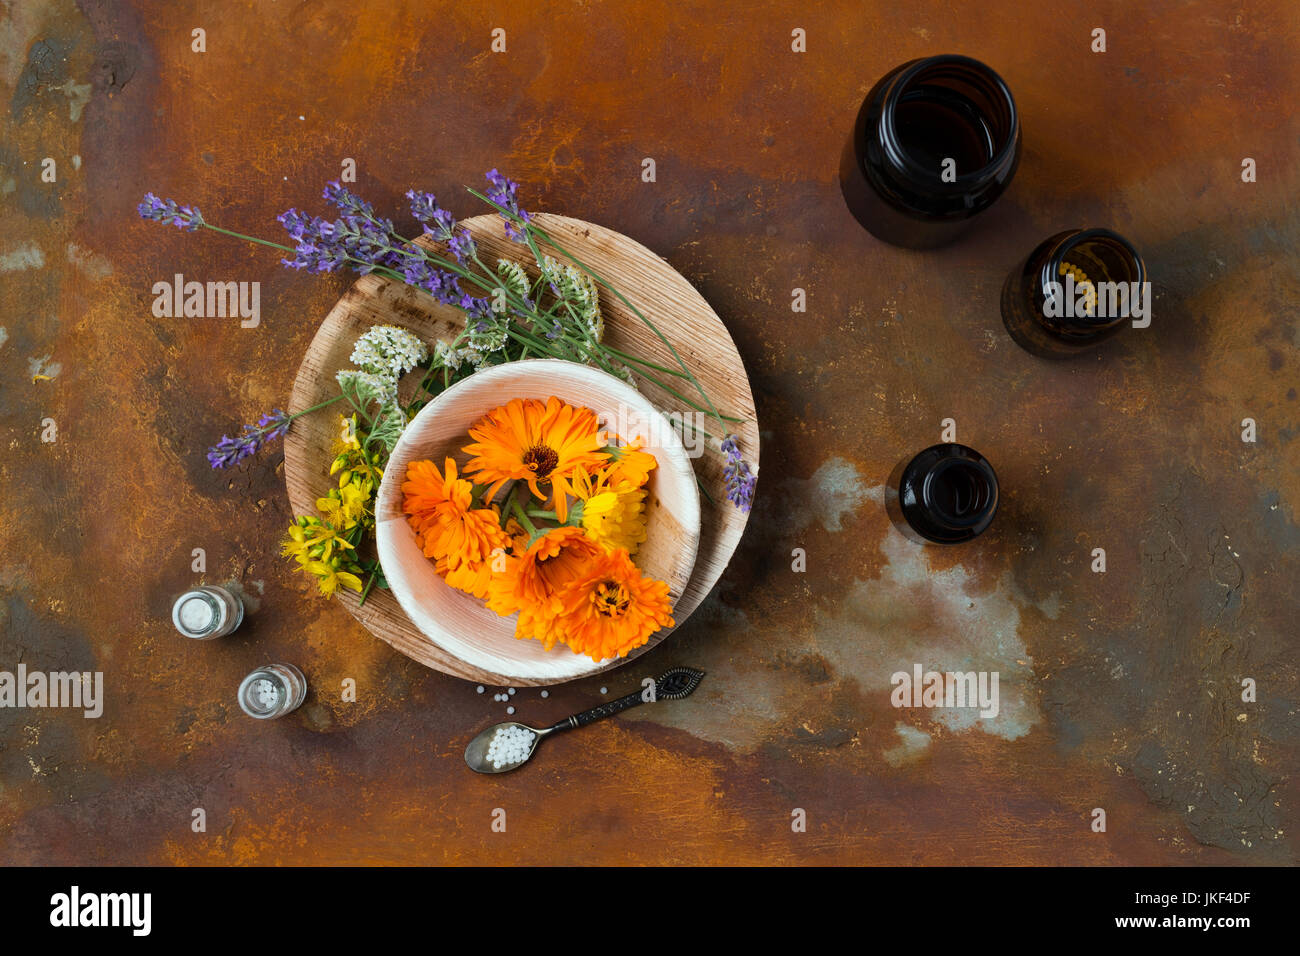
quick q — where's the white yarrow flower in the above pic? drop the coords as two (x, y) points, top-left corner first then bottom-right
(350, 325), (429, 380)
(434, 341), (463, 370)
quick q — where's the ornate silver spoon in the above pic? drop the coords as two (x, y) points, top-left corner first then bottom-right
(464, 667), (705, 774)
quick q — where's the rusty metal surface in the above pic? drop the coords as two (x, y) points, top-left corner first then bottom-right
(1, 0), (1296, 865)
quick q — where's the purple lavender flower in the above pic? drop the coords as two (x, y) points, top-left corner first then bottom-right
(206, 408), (292, 469)
(484, 169), (532, 243)
(256, 408), (292, 441)
(534, 312), (563, 341)
(386, 247), (469, 307)
(277, 206), (396, 275)
(463, 296), (494, 327)
(322, 180), (374, 217)
(406, 189), (457, 240)
(137, 193), (204, 231)
(447, 228), (477, 264)
(720, 434), (756, 512)
(277, 209), (348, 273)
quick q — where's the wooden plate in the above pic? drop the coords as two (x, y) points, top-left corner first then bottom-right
(284, 213), (759, 685)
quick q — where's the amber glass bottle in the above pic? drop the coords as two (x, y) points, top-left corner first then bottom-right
(1000, 228), (1147, 358)
(840, 54), (1021, 249)
(886, 444), (999, 544)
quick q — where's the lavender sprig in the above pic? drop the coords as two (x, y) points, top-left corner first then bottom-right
(720, 434), (756, 512)
(322, 181), (375, 218)
(137, 193), (204, 231)
(406, 189), (456, 240)
(447, 228), (477, 264)
(485, 168), (531, 242)
(207, 409), (291, 469)
(277, 197), (481, 311)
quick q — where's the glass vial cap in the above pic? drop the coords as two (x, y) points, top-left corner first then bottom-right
(238, 664), (307, 719)
(172, 586), (244, 640)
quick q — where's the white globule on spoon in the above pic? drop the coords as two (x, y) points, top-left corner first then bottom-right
(484, 725), (537, 770)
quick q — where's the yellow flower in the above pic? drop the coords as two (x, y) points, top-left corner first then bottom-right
(281, 520), (353, 567)
(316, 473), (372, 530)
(305, 560), (364, 596)
(571, 468), (648, 554)
(333, 414), (363, 455)
(330, 415), (383, 485)
(281, 524), (313, 567)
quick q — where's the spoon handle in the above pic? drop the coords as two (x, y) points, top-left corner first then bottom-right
(552, 688), (645, 731)
(548, 667), (706, 733)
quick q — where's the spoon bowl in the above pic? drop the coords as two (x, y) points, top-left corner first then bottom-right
(464, 721), (553, 774)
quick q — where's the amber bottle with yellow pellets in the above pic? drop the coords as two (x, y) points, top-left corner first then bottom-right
(1000, 228), (1148, 358)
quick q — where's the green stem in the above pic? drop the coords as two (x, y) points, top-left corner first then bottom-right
(201, 223), (295, 253)
(601, 344), (692, 378)
(696, 473), (716, 505)
(358, 568), (378, 606)
(290, 395), (344, 421)
(509, 496), (538, 536)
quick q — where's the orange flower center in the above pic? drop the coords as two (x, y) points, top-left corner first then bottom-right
(523, 443), (559, 479)
(592, 580), (631, 618)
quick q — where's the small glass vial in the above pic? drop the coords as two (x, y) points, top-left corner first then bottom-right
(840, 54), (1021, 249)
(172, 585), (244, 640)
(1000, 228), (1147, 358)
(238, 664), (307, 719)
(886, 444), (999, 544)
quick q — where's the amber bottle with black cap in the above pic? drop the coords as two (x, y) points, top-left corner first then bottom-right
(1000, 228), (1148, 358)
(886, 444), (999, 544)
(840, 54), (1021, 249)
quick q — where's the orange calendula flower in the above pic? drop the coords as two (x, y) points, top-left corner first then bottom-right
(402, 458), (452, 537)
(434, 554), (500, 599)
(463, 397), (607, 522)
(402, 458), (508, 569)
(602, 439), (657, 489)
(486, 526), (603, 647)
(552, 548), (674, 661)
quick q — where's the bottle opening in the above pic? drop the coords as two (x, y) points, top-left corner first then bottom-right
(1060, 235), (1142, 285)
(1042, 229), (1146, 328)
(924, 459), (995, 528)
(886, 56), (1018, 185)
